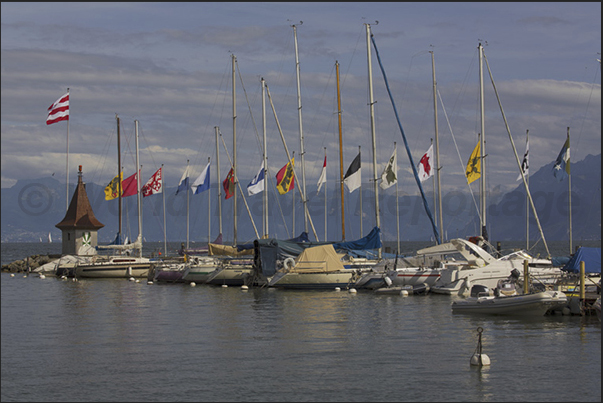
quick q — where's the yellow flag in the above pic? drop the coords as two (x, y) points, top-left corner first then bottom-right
(465, 142), (481, 184)
(104, 172), (123, 200)
(276, 158), (295, 195)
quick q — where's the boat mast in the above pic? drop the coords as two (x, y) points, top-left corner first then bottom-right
(366, 23), (381, 258)
(567, 127), (572, 254)
(431, 50), (444, 241)
(116, 114), (122, 248)
(478, 42), (487, 240)
(207, 156), (211, 243)
(261, 77), (268, 238)
(65, 88), (70, 212)
(525, 129), (529, 250)
(185, 159), (190, 249)
(215, 127), (222, 236)
(336, 61), (346, 241)
(292, 22), (309, 236)
(323, 147), (327, 241)
(232, 53), (238, 245)
(134, 120), (142, 258)
(358, 145), (363, 237)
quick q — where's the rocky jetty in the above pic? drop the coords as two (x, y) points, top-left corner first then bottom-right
(1, 254), (60, 273)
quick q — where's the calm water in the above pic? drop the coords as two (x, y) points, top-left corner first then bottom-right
(1, 242), (601, 402)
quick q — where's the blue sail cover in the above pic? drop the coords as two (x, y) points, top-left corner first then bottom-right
(253, 228), (382, 277)
(331, 226), (382, 252)
(561, 247), (601, 274)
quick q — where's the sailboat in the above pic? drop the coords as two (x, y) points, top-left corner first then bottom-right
(74, 119), (151, 278)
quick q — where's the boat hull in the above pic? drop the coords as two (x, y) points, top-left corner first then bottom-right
(269, 271), (355, 289)
(451, 291), (567, 316)
(75, 262), (151, 278)
(388, 268), (441, 287)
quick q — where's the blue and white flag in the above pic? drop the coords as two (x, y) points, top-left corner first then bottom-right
(192, 162), (210, 194)
(175, 165), (189, 195)
(552, 137), (570, 181)
(247, 161), (265, 196)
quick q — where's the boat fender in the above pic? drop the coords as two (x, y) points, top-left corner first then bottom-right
(400, 290), (409, 297)
(348, 288), (357, 293)
(284, 257), (295, 270)
(384, 276), (393, 287)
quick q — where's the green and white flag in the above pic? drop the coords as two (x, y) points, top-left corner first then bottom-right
(379, 148), (397, 190)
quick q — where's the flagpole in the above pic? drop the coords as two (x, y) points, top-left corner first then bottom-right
(134, 120), (142, 258)
(395, 142), (400, 253)
(336, 61), (345, 241)
(65, 88), (70, 212)
(162, 164), (167, 257)
(431, 138), (436, 230)
(324, 147), (327, 241)
(358, 145), (363, 237)
(567, 127), (572, 254)
(292, 151), (296, 237)
(525, 130), (529, 251)
(186, 159), (190, 249)
(207, 157), (211, 243)
(215, 127), (223, 236)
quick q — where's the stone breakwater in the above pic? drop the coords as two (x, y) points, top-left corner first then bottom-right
(1, 255), (60, 273)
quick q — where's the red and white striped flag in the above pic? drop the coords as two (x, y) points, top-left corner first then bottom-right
(316, 155), (327, 194)
(47, 92), (69, 125)
(142, 167), (163, 197)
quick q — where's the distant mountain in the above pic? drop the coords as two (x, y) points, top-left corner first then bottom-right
(1, 154), (600, 243)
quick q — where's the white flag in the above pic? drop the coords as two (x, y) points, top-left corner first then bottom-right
(516, 137), (529, 181)
(316, 156), (327, 193)
(343, 152), (361, 193)
(379, 148), (397, 190)
(247, 161), (265, 196)
(417, 145), (434, 182)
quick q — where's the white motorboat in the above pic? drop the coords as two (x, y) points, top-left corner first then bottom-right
(181, 256), (222, 284)
(427, 238), (562, 296)
(451, 288), (567, 316)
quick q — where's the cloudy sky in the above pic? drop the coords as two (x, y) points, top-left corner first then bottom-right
(2, 2), (600, 201)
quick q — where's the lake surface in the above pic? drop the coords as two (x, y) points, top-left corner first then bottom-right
(1, 241), (601, 402)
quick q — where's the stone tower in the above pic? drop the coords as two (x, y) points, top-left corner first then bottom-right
(55, 165), (104, 255)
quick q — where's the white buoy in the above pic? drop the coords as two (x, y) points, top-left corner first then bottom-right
(39, 274), (46, 279)
(348, 288), (357, 293)
(60, 275), (67, 280)
(241, 285), (249, 291)
(10, 273), (15, 277)
(23, 274), (28, 278)
(334, 287), (341, 292)
(147, 280), (154, 285)
(128, 277), (135, 282)
(470, 327), (491, 367)
(135, 279), (140, 283)
(400, 290), (409, 297)
(222, 284), (228, 288)
(190, 282), (196, 287)
(72, 277), (77, 282)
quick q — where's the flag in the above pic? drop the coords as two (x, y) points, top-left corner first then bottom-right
(276, 158), (295, 195)
(516, 137), (529, 181)
(380, 148), (397, 189)
(47, 92), (69, 125)
(142, 167), (163, 197)
(122, 171), (140, 197)
(191, 162), (211, 194)
(175, 165), (189, 195)
(104, 172), (123, 200)
(316, 156), (327, 193)
(223, 168), (235, 199)
(465, 141), (481, 184)
(343, 152), (361, 193)
(417, 145), (434, 182)
(247, 162), (265, 196)
(553, 136), (570, 181)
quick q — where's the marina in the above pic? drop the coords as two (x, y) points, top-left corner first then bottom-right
(1, 240), (601, 402)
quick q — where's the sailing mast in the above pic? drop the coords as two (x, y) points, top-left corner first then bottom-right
(567, 127), (572, 254)
(365, 23), (381, 259)
(292, 22), (309, 236)
(215, 127), (223, 236)
(261, 78), (268, 238)
(232, 53), (238, 245)
(430, 50), (444, 241)
(478, 42), (487, 240)
(116, 114), (122, 248)
(134, 120), (142, 258)
(336, 61), (346, 241)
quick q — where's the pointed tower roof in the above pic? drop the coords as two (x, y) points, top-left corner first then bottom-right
(56, 165), (104, 230)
